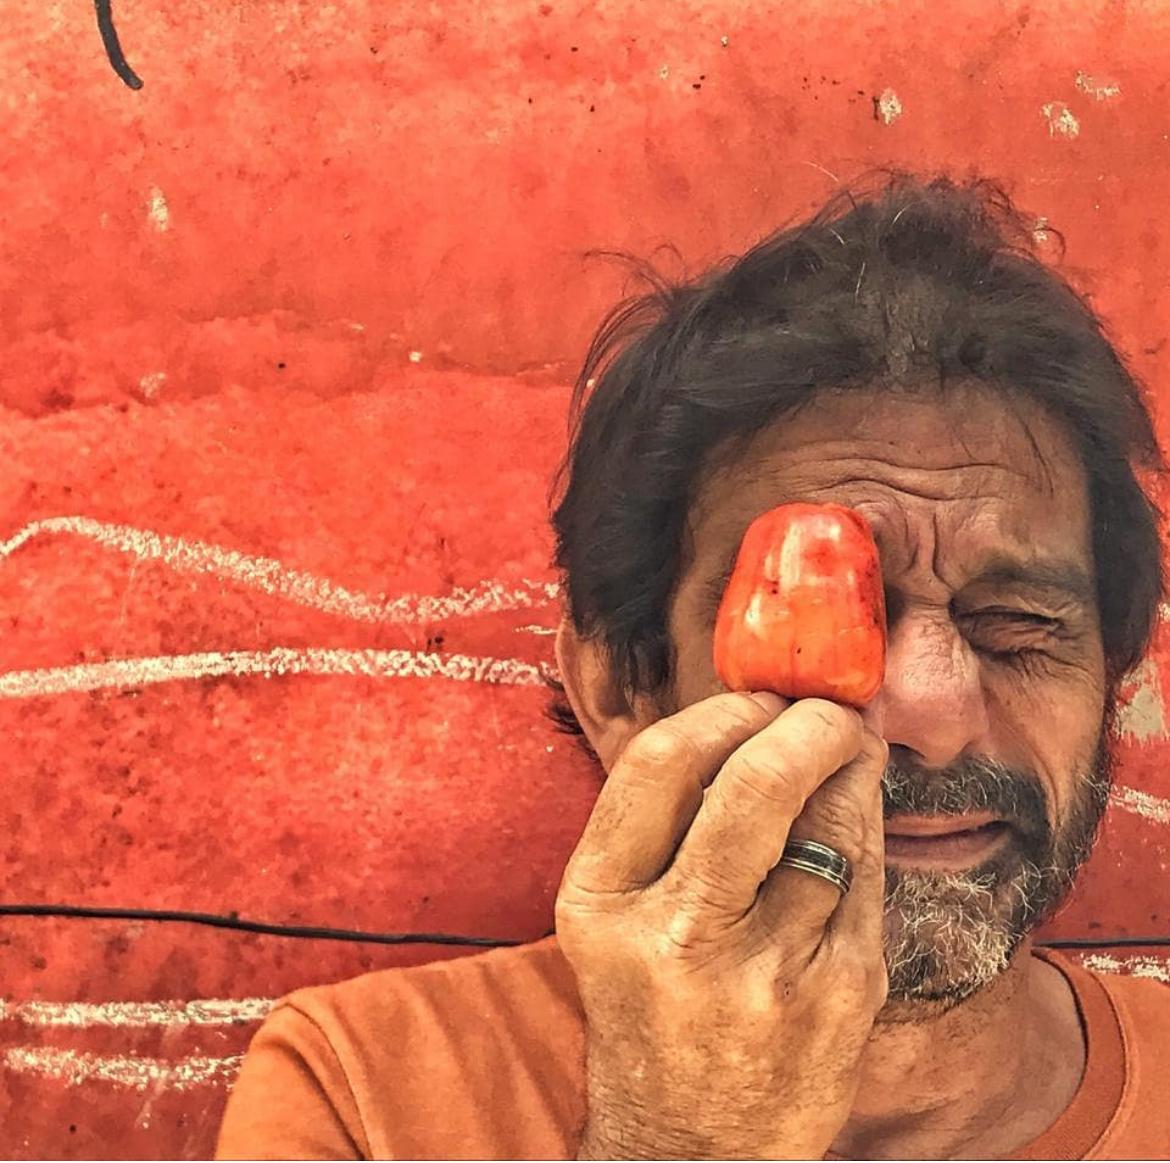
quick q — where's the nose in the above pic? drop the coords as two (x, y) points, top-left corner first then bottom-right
(859, 607), (992, 770)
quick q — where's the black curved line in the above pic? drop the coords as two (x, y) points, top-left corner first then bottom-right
(94, 0), (143, 90)
(1, 904), (1167, 949)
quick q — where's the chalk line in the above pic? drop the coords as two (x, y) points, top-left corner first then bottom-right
(0, 515), (561, 625)
(3, 1047), (242, 1091)
(0, 647), (557, 699)
(0, 997), (274, 1028)
(1080, 952), (1170, 984)
(1109, 785), (1170, 825)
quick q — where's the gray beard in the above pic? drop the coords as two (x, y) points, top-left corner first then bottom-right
(877, 728), (1115, 1017)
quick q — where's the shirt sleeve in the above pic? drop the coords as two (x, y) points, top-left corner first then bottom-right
(214, 1001), (370, 1160)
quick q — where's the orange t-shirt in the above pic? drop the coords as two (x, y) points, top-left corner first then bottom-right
(214, 936), (1169, 1160)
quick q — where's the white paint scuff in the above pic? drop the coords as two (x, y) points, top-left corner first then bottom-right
(0, 647), (556, 700)
(877, 88), (902, 125)
(1041, 102), (1080, 138)
(0, 516), (560, 626)
(1075, 71), (1121, 101)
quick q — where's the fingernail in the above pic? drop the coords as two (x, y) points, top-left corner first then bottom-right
(748, 691), (786, 714)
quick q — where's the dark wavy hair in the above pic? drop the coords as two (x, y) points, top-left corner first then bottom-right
(543, 169), (1169, 767)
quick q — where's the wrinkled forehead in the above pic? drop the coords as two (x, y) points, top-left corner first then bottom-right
(685, 386), (1093, 577)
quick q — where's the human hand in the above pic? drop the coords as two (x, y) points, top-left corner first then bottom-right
(554, 691), (889, 1160)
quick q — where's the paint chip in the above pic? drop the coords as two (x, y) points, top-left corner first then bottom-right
(659, 64), (670, 80)
(720, 35), (729, 47)
(408, 350), (422, 363)
(1033, 216), (1050, 242)
(147, 186), (170, 231)
(1075, 71), (1121, 100)
(1115, 658), (1168, 742)
(138, 372), (166, 399)
(877, 88), (902, 125)
(1041, 102), (1080, 138)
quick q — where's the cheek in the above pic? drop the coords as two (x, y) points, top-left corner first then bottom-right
(989, 668), (1106, 823)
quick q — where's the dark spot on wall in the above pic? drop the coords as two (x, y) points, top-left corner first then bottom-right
(277, 362), (286, 370)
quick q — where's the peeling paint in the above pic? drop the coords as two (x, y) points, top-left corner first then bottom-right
(878, 88), (902, 125)
(1114, 658), (1167, 742)
(1075, 70), (1121, 100)
(659, 64), (670, 80)
(1041, 102), (1080, 138)
(409, 350), (423, 362)
(138, 371), (166, 399)
(146, 186), (170, 231)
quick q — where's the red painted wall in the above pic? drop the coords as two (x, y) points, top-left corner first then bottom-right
(2, 1), (1168, 1157)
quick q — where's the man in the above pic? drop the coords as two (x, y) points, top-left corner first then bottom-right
(215, 171), (1170, 1159)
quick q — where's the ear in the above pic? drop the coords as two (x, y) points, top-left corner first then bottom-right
(554, 616), (661, 773)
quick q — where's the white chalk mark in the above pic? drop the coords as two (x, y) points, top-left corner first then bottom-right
(1080, 952), (1170, 984)
(877, 88), (902, 125)
(1041, 102), (1080, 138)
(516, 624), (556, 636)
(0, 997), (274, 1028)
(0, 516), (560, 625)
(138, 372), (166, 399)
(1075, 71), (1121, 100)
(147, 187), (170, 232)
(1109, 785), (1170, 825)
(0, 647), (556, 700)
(3, 1047), (242, 1091)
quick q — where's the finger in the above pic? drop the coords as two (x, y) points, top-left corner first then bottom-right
(824, 731), (888, 954)
(561, 691), (791, 896)
(662, 698), (865, 919)
(752, 728), (887, 947)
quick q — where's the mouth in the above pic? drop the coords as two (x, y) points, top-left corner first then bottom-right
(883, 814), (1011, 868)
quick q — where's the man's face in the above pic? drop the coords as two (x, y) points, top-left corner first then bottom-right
(665, 383), (1113, 1013)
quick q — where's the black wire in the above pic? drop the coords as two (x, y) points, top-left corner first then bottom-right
(3, 904), (1169, 949)
(94, 0), (144, 90)
(0, 904), (547, 948)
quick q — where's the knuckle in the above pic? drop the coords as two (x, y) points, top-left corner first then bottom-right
(625, 723), (701, 772)
(803, 698), (863, 739)
(724, 749), (801, 812)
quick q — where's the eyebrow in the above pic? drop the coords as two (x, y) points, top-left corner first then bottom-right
(967, 556), (1096, 610)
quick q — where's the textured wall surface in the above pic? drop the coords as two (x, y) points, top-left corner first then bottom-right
(1, 0), (1169, 1158)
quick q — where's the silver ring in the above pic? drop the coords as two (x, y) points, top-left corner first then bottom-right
(776, 839), (853, 896)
